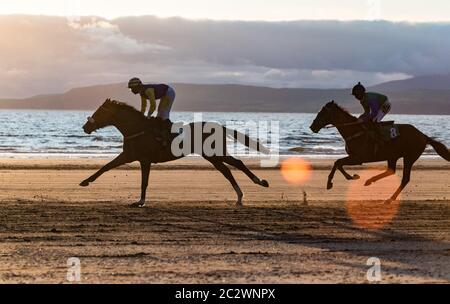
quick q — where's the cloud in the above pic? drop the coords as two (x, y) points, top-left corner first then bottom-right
(67, 17), (170, 57)
(1, 15), (449, 98)
(164, 64), (410, 89)
(115, 17), (450, 75)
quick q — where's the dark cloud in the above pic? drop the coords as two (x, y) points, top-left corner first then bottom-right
(1, 15), (448, 98)
(115, 17), (450, 75)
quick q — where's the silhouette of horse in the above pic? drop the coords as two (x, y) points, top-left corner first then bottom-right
(310, 101), (450, 203)
(80, 99), (269, 207)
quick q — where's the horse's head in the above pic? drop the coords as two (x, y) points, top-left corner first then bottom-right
(83, 98), (117, 134)
(310, 100), (338, 133)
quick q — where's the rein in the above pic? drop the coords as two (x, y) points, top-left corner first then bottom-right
(321, 105), (365, 142)
(88, 103), (147, 142)
(344, 131), (365, 142)
(325, 121), (364, 129)
(124, 131), (146, 141)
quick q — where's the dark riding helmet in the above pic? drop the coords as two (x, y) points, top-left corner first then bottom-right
(128, 77), (142, 89)
(351, 82), (366, 96)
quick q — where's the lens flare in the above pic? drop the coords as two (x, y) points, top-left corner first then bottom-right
(280, 157), (312, 185)
(345, 167), (402, 230)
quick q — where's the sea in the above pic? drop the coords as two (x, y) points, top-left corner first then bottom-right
(0, 110), (449, 158)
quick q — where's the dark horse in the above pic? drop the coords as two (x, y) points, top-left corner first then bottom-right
(310, 101), (450, 203)
(80, 99), (269, 207)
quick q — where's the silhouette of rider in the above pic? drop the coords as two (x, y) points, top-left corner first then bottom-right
(352, 82), (391, 123)
(128, 78), (175, 145)
(351, 82), (392, 153)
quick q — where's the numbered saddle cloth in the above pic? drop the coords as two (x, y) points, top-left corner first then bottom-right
(378, 121), (400, 142)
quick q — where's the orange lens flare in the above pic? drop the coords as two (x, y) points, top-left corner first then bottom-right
(345, 167), (402, 230)
(280, 157), (312, 185)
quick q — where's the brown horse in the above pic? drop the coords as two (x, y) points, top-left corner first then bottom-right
(310, 101), (450, 203)
(80, 99), (269, 207)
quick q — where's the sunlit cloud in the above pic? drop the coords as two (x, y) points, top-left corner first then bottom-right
(67, 17), (171, 57)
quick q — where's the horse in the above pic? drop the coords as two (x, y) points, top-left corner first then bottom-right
(80, 99), (269, 207)
(310, 100), (450, 203)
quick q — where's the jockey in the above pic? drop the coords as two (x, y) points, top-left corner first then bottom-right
(128, 78), (176, 144)
(128, 78), (176, 123)
(351, 82), (391, 123)
(352, 82), (393, 152)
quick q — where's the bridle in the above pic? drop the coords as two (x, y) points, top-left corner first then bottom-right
(87, 103), (113, 127)
(86, 103), (147, 142)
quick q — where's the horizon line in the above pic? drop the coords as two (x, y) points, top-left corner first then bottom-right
(0, 79), (410, 101)
(2, 13), (450, 24)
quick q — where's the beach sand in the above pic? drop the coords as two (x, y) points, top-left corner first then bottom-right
(0, 156), (449, 283)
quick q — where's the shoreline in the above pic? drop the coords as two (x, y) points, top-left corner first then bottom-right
(0, 156), (448, 170)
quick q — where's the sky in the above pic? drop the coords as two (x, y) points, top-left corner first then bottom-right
(1, 1), (449, 98)
(1, 0), (450, 22)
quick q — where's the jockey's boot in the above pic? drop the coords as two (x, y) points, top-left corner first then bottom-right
(154, 118), (172, 147)
(366, 122), (384, 156)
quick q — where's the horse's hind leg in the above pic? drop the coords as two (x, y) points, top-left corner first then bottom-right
(221, 156), (269, 188)
(365, 158), (398, 186)
(385, 157), (416, 204)
(207, 159), (244, 207)
(130, 160), (151, 208)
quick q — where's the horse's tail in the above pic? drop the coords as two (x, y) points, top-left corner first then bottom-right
(223, 127), (270, 154)
(427, 137), (450, 161)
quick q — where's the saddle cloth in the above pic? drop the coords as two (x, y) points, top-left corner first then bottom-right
(377, 121), (400, 142)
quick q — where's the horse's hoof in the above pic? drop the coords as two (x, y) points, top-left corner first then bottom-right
(261, 180), (269, 187)
(384, 199), (394, 205)
(327, 182), (333, 190)
(364, 180), (373, 187)
(130, 201), (146, 208)
(353, 174), (360, 180)
(79, 180), (89, 187)
(235, 195), (243, 207)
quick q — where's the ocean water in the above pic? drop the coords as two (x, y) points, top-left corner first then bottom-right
(0, 110), (449, 158)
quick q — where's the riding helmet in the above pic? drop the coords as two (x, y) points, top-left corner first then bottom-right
(351, 82), (366, 96)
(128, 77), (143, 88)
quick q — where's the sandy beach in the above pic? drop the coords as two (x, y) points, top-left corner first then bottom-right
(0, 156), (449, 283)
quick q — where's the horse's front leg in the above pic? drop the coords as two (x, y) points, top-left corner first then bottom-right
(80, 153), (130, 187)
(338, 164), (361, 180)
(327, 161), (339, 190)
(338, 164), (360, 181)
(130, 160), (151, 208)
(327, 156), (361, 189)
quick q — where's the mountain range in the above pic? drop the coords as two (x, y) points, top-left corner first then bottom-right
(0, 75), (449, 114)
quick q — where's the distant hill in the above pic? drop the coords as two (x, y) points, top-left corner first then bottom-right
(371, 74), (450, 92)
(1, 76), (450, 115)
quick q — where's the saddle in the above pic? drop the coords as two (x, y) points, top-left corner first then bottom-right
(145, 118), (176, 140)
(365, 121), (400, 142)
(347, 121), (400, 157)
(365, 121), (400, 156)
(144, 118), (178, 162)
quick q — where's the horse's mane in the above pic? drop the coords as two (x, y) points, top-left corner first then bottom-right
(332, 102), (357, 121)
(106, 99), (146, 119)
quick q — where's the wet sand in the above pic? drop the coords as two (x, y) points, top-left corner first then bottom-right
(0, 157), (449, 283)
